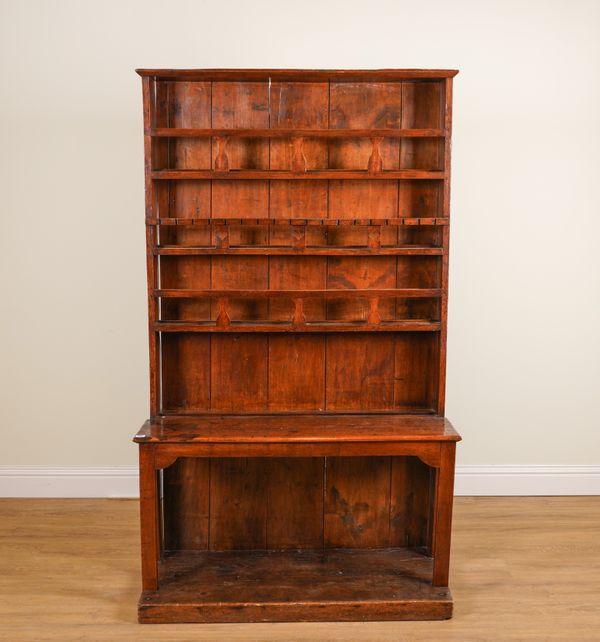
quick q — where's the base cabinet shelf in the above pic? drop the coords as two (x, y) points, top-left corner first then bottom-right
(139, 549), (453, 623)
(135, 68), (460, 624)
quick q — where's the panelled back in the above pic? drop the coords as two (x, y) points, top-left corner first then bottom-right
(151, 76), (448, 415)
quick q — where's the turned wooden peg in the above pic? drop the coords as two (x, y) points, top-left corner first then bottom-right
(216, 298), (231, 328)
(214, 136), (229, 171)
(214, 223), (229, 248)
(367, 137), (383, 173)
(293, 298), (306, 326)
(292, 225), (306, 250)
(291, 137), (307, 172)
(367, 225), (381, 249)
(368, 297), (381, 325)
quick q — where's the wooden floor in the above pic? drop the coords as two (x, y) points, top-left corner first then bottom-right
(1, 497), (599, 641)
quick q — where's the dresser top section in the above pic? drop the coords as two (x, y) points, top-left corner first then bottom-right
(135, 68), (459, 82)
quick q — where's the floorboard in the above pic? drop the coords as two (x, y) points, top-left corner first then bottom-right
(1, 497), (599, 640)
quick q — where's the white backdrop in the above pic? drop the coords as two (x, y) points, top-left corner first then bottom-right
(1, 0), (599, 492)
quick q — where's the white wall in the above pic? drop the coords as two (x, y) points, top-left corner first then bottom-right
(1, 0), (599, 473)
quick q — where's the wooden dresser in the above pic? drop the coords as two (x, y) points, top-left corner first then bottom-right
(134, 68), (460, 623)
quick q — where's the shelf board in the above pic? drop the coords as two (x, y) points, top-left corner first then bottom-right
(154, 319), (441, 333)
(155, 288), (442, 299)
(150, 127), (446, 139)
(148, 217), (449, 226)
(155, 245), (444, 256)
(138, 548), (452, 623)
(151, 169), (446, 180)
(134, 414), (459, 444)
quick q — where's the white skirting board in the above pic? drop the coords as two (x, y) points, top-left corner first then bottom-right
(0, 465), (599, 498)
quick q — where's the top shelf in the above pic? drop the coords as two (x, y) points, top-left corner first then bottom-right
(152, 170), (446, 181)
(136, 68), (459, 81)
(149, 128), (446, 139)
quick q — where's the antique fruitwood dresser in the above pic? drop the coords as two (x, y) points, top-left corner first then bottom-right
(134, 68), (461, 623)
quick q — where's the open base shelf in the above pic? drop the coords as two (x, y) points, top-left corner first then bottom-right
(138, 548), (453, 623)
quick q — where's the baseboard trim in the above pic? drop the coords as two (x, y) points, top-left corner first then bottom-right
(454, 465), (600, 496)
(0, 467), (140, 498)
(0, 465), (599, 498)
